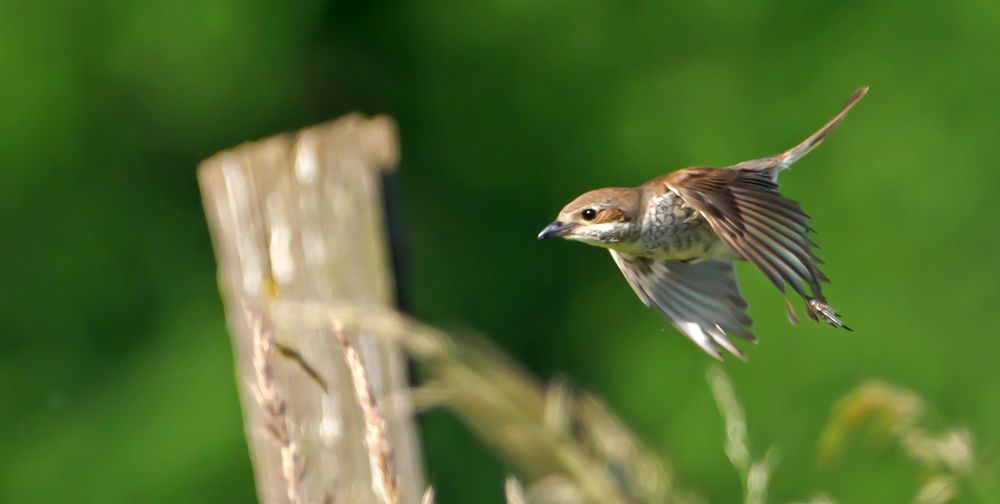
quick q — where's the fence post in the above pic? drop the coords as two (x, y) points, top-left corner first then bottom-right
(198, 114), (424, 503)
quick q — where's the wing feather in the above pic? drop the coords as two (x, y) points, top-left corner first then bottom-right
(610, 252), (754, 359)
(669, 170), (819, 295)
(667, 167), (847, 328)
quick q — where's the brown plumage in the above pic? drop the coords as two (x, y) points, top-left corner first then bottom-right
(538, 87), (868, 359)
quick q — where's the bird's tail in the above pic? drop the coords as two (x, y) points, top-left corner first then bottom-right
(732, 87), (868, 179)
(775, 86), (868, 171)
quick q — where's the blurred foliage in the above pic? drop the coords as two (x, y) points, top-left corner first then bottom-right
(818, 381), (999, 503)
(707, 366), (779, 504)
(3, 0), (1000, 502)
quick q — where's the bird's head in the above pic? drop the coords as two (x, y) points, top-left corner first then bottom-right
(538, 187), (641, 248)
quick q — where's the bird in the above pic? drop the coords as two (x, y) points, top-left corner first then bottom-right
(538, 87), (868, 360)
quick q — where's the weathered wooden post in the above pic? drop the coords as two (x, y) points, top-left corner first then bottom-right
(198, 114), (424, 503)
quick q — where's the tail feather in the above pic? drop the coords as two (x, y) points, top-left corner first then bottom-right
(730, 87), (868, 179)
(776, 86), (868, 170)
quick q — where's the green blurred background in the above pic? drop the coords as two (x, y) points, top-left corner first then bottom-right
(3, 0), (999, 502)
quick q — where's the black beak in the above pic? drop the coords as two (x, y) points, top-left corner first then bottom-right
(537, 221), (577, 240)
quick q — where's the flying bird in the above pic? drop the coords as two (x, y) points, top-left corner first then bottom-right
(538, 87), (868, 359)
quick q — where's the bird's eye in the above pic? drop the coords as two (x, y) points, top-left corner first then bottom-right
(581, 208), (597, 221)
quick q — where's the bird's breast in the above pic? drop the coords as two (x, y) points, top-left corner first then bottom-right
(637, 193), (722, 260)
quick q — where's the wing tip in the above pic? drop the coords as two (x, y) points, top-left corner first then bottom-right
(806, 298), (850, 330)
(713, 330), (747, 362)
(686, 322), (750, 361)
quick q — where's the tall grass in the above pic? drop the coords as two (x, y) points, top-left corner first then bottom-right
(270, 301), (995, 503)
(819, 381), (998, 503)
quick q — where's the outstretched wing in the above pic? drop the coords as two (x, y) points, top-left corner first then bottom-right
(611, 251), (754, 359)
(667, 167), (824, 299)
(665, 167), (847, 328)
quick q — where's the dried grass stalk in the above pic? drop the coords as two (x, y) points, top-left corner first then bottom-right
(818, 380), (997, 503)
(272, 300), (688, 503)
(420, 487), (435, 504)
(246, 307), (304, 504)
(706, 366), (776, 504)
(505, 476), (529, 504)
(334, 326), (399, 504)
